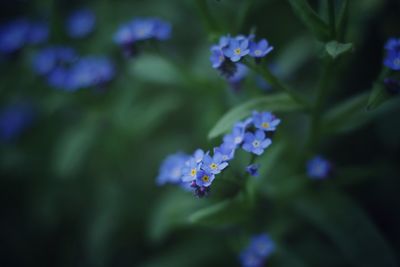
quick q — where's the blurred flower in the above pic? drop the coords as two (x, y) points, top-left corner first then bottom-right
(0, 103), (34, 142)
(32, 46), (77, 75)
(0, 19), (29, 54)
(246, 164), (260, 177)
(307, 156), (331, 179)
(223, 37), (250, 62)
(223, 125), (245, 148)
(249, 39), (273, 58)
(193, 149), (204, 163)
(239, 233), (275, 267)
(69, 56), (115, 89)
(195, 169), (215, 187)
(66, 9), (96, 38)
(228, 63), (248, 83)
(47, 67), (75, 91)
(384, 50), (400, 71)
(202, 152), (228, 175)
(210, 45), (225, 69)
(27, 22), (49, 45)
(156, 152), (189, 185)
(385, 38), (400, 52)
(242, 130), (272, 155)
(252, 111), (281, 132)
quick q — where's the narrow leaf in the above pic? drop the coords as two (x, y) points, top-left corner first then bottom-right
(208, 93), (302, 139)
(325, 41), (353, 59)
(287, 0), (331, 41)
(366, 82), (390, 110)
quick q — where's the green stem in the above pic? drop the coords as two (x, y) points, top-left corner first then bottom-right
(245, 60), (311, 110)
(327, 0), (336, 39)
(195, 0), (220, 35)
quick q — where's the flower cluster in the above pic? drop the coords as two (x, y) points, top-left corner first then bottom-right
(66, 9), (96, 39)
(384, 38), (400, 71)
(33, 47), (115, 91)
(0, 103), (34, 142)
(113, 17), (171, 56)
(156, 111), (281, 197)
(239, 233), (275, 267)
(0, 19), (48, 54)
(210, 34), (273, 78)
(306, 156), (332, 179)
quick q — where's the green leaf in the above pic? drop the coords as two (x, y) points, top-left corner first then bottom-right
(336, 0), (349, 40)
(296, 191), (397, 267)
(208, 93), (302, 139)
(325, 40), (353, 59)
(189, 194), (247, 225)
(287, 0), (331, 41)
(366, 82), (390, 110)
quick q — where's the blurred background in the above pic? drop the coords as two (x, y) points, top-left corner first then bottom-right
(1, 0), (400, 266)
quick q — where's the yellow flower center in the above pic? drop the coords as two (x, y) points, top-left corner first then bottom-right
(210, 163), (218, 170)
(190, 168), (197, 176)
(234, 48), (241, 55)
(254, 50), (262, 56)
(262, 122), (270, 128)
(202, 175), (210, 182)
(252, 140), (260, 147)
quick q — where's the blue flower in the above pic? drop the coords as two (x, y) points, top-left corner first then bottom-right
(113, 23), (135, 46)
(202, 152), (228, 174)
(0, 103), (34, 142)
(228, 63), (248, 84)
(196, 169), (215, 187)
(223, 125), (246, 148)
(384, 50), (400, 71)
(249, 234), (275, 258)
(130, 18), (171, 41)
(246, 164), (260, 177)
(385, 38), (400, 52)
(214, 143), (235, 161)
(193, 149), (204, 163)
(249, 39), (273, 58)
(152, 18), (172, 40)
(239, 248), (264, 267)
(307, 156), (331, 179)
(210, 45), (225, 69)
(223, 37), (250, 62)
(27, 22), (49, 45)
(69, 56), (115, 89)
(252, 111), (281, 132)
(66, 9), (96, 38)
(47, 67), (75, 91)
(0, 19), (29, 54)
(181, 157), (201, 182)
(32, 46), (77, 75)
(156, 152), (189, 185)
(242, 130), (272, 155)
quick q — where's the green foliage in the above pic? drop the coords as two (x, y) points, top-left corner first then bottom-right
(325, 40), (353, 59)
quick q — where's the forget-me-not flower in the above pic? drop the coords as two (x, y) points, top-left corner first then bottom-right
(27, 22), (49, 45)
(210, 45), (225, 69)
(249, 39), (273, 58)
(66, 9), (96, 38)
(223, 37), (250, 62)
(252, 111), (281, 132)
(214, 143), (235, 161)
(242, 130), (272, 155)
(246, 164), (260, 177)
(181, 157), (201, 182)
(0, 19), (29, 54)
(307, 156), (331, 179)
(223, 125), (245, 148)
(384, 50), (400, 71)
(196, 169), (215, 187)
(202, 152), (228, 174)
(156, 152), (189, 185)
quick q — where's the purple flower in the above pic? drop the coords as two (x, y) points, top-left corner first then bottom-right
(252, 111), (281, 132)
(242, 130), (272, 155)
(196, 169), (215, 187)
(214, 143), (235, 161)
(156, 152), (189, 185)
(0, 103), (34, 142)
(249, 39), (273, 58)
(66, 9), (96, 38)
(0, 19), (29, 54)
(307, 156), (331, 179)
(27, 22), (49, 45)
(202, 152), (228, 174)
(246, 164), (260, 177)
(223, 37), (250, 62)
(210, 45), (225, 69)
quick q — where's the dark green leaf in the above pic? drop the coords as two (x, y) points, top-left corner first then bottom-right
(366, 82), (390, 110)
(336, 0), (349, 40)
(325, 41), (353, 59)
(208, 93), (302, 139)
(296, 191), (397, 267)
(287, 0), (331, 41)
